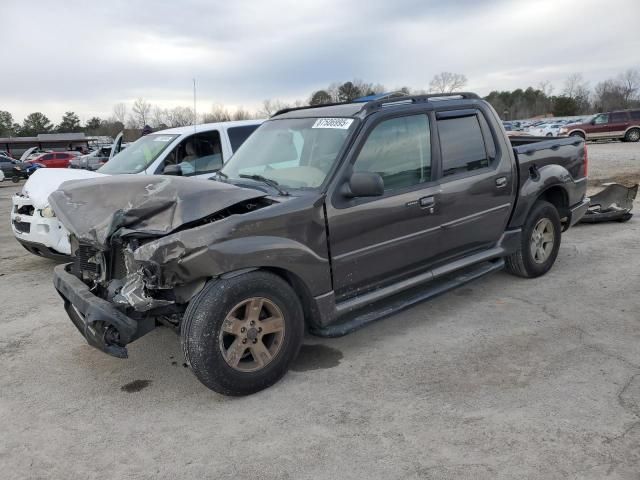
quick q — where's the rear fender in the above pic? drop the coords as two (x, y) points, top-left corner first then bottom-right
(509, 164), (574, 228)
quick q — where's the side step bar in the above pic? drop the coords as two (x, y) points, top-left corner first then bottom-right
(311, 259), (505, 338)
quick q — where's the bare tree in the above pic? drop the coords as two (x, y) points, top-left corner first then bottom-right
(616, 69), (640, 103)
(151, 106), (167, 128)
(562, 73), (591, 112)
(232, 107), (254, 121)
(130, 97), (152, 127)
(113, 103), (127, 124)
(593, 79), (626, 111)
(429, 72), (468, 93)
(537, 80), (554, 98)
(202, 104), (232, 123)
(166, 106), (195, 127)
(563, 73), (589, 99)
(259, 99), (290, 117)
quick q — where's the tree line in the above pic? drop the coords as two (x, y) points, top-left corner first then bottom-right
(1, 69), (638, 138)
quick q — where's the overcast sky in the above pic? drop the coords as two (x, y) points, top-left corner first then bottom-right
(2, 0), (639, 123)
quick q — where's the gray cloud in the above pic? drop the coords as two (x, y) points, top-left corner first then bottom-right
(1, 0), (639, 122)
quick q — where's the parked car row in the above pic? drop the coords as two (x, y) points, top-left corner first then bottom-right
(504, 107), (640, 142)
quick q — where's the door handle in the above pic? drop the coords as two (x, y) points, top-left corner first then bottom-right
(418, 196), (436, 213)
(495, 177), (508, 188)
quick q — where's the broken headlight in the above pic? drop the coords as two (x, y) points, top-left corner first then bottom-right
(40, 206), (56, 218)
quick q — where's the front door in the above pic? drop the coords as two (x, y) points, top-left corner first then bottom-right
(326, 112), (443, 299)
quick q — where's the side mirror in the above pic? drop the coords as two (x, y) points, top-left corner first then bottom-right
(163, 164), (182, 176)
(342, 172), (384, 198)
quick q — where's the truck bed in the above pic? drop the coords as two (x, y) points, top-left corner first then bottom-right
(509, 135), (585, 189)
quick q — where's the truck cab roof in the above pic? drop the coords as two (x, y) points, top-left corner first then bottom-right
(272, 92), (482, 120)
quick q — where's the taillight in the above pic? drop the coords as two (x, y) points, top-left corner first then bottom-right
(583, 144), (588, 177)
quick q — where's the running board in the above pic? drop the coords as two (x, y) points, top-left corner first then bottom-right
(310, 259), (505, 338)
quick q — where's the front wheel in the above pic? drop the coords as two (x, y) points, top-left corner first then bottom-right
(181, 271), (304, 396)
(505, 200), (561, 278)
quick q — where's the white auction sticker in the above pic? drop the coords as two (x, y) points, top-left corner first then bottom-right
(312, 118), (354, 129)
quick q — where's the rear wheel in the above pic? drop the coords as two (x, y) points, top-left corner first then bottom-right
(505, 200), (561, 278)
(181, 271), (304, 396)
(624, 128), (640, 142)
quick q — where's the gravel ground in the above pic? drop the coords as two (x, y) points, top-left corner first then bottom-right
(0, 142), (638, 479)
(586, 141), (640, 186)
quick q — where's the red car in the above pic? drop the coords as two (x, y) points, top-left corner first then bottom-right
(559, 109), (640, 142)
(25, 151), (79, 168)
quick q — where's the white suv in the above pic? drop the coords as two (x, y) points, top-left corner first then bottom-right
(11, 120), (263, 258)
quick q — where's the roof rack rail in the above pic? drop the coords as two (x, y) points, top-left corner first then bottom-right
(272, 102), (349, 117)
(271, 92), (481, 118)
(362, 92), (480, 114)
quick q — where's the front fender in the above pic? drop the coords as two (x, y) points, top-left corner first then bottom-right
(133, 234), (332, 296)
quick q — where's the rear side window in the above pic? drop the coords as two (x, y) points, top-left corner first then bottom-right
(228, 125), (259, 152)
(353, 114), (431, 191)
(610, 112), (629, 123)
(438, 115), (490, 177)
(631, 111), (640, 121)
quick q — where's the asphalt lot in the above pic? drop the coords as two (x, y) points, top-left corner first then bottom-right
(1, 141), (639, 479)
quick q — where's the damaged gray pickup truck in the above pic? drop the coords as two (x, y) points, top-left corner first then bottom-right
(51, 93), (589, 395)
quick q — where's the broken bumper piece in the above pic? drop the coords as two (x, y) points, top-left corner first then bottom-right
(580, 183), (638, 223)
(53, 263), (154, 358)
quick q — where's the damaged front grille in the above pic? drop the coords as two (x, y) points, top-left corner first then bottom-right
(72, 244), (102, 282)
(110, 245), (128, 280)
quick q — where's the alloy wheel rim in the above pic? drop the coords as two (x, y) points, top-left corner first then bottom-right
(630, 130), (640, 141)
(530, 218), (554, 264)
(219, 297), (285, 372)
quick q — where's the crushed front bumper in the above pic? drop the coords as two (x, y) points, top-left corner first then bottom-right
(53, 263), (154, 358)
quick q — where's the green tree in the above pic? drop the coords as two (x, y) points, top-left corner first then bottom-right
(552, 96), (579, 116)
(85, 117), (102, 131)
(21, 112), (53, 136)
(310, 90), (333, 105)
(57, 111), (82, 132)
(0, 110), (14, 136)
(337, 82), (362, 102)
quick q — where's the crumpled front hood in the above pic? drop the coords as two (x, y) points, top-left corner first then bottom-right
(48, 175), (266, 249)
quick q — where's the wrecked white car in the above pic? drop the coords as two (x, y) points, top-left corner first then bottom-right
(10, 120), (263, 258)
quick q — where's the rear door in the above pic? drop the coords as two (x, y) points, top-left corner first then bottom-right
(40, 153), (55, 167)
(609, 111), (630, 138)
(53, 153), (70, 167)
(326, 111), (442, 299)
(432, 108), (516, 260)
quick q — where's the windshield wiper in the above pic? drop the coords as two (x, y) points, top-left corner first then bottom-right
(213, 170), (228, 180)
(239, 174), (289, 196)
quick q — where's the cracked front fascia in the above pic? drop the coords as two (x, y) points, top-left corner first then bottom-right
(113, 247), (174, 311)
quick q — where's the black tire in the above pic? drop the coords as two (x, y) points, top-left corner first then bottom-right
(624, 128), (640, 143)
(181, 271), (304, 396)
(569, 131), (585, 140)
(505, 200), (561, 278)
(615, 213), (633, 223)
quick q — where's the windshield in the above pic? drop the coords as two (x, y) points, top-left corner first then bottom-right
(98, 134), (178, 174)
(221, 117), (357, 189)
